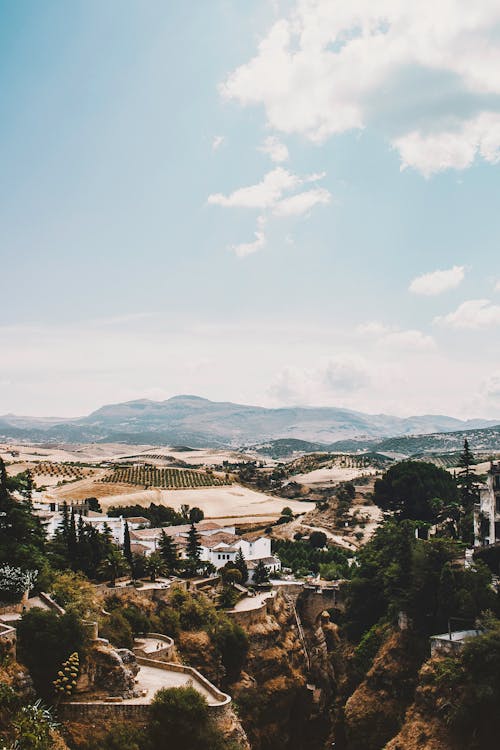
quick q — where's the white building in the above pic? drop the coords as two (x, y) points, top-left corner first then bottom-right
(33, 505), (148, 547)
(474, 461), (500, 546)
(130, 521), (281, 578)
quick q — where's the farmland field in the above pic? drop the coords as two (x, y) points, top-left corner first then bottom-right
(100, 465), (231, 489)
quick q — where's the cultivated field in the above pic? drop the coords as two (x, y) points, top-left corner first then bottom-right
(291, 465), (380, 487)
(100, 465), (230, 489)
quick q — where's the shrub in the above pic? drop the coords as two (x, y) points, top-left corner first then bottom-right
(17, 610), (87, 698)
(99, 612), (134, 650)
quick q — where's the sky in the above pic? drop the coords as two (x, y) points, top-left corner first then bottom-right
(1, 0), (500, 420)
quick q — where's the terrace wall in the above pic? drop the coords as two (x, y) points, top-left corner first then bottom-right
(0, 623), (16, 659)
(133, 633), (175, 662)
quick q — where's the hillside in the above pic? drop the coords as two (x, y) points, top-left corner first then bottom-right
(0, 395), (497, 448)
(251, 424), (500, 459)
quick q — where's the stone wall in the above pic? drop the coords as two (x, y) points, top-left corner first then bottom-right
(297, 585), (344, 628)
(58, 701), (149, 722)
(227, 600), (270, 627)
(0, 623), (16, 660)
(135, 656), (231, 710)
(133, 633), (175, 662)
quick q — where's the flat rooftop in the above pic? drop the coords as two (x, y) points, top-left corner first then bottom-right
(431, 629), (481, 642)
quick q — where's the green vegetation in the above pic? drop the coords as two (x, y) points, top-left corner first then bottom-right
(149, 687), (237, 750)
(17, 609), (87, 698)
(102, 465), (229, 489)
(1, 699), (59, 750)
(53, 652), (79, 696)
(343, 520), (498, 641)
(167, 587), (248, 685)
(107, 501), (202, 527)
(373, 460), (459, 523)
(0, 459), (46, 573)
(272, 538), (351, 576)
(422, 620), (500, 748)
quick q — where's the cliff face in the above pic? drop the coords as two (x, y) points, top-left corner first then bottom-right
(231, 591), (329, 750)
(76, 641), (140, 698)
(343, 630), (426, 750)
(384, 658), (458, 750)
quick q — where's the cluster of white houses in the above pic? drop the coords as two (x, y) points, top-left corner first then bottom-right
(33, 499), (281, 580)
(129, 521), (281, 579)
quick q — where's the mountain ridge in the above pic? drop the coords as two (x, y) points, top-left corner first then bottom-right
(0, 395), (498, 448)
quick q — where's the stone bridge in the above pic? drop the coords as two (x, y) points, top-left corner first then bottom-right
(296, 583), (345, 628)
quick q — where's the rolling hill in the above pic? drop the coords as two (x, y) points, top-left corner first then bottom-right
(0, 394), (498, 449)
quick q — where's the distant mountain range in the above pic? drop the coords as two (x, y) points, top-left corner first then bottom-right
(0, 394), (499, 450)
(250, 425), (500, 459)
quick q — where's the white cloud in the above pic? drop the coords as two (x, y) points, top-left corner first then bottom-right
(208, 167), (300, 209)
(495, 280), (500, 292)
(409, 265), (465, 295)
(268, 356), (370, 405)
(231, 229), (266, 258)
(358, 321), (436, 350)
(435, 299), (500, 328)
(394, 114), (500, 177)
(212, 135), (225, 151)
(220, 1), (500, 175)
(259, 135), (289, 162)
(273, 187), (331, 216)
(209, 168), (331, 251)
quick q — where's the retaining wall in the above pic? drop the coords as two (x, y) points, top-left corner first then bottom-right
(227, 600), (269, 627)
(133, 633), (175, 662)
(0, 623), (16, 659)
(136, 656), (231, 710)
(58, 701), (149, 722)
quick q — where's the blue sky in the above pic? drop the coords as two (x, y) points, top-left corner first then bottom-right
(1, 0), (500, 419)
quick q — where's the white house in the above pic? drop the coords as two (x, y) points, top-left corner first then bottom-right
(33, 506), (148, 548)
(129, 521), (281, 577)
(474, 461), (500, 546)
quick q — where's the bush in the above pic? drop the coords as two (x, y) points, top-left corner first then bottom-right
(99, 611), (134, 650)
(149, 687), (236, 750)
(17, 609), (87, 698)
(213, 618), (248, 684)
(309, 531), (327, 549)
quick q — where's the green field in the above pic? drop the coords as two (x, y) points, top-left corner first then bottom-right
(101, 465), (230, 489)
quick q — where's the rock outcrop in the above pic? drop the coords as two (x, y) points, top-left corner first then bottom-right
(76, 641), (140, 698)
(344, 630), (426, 750)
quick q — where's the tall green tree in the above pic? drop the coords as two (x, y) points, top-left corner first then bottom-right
(253, 559), (270, 585)
(158, 530), (178, 573)
(234, 548), (248, 584)
(97, 548), (129, 586)
(186, 522), (202, 562)
(123, 521), (133, 569)
(373, 460), (458, 523)
(456, 438), (479, 544)
(0, 458), (45, 570)
(146, 552), (166, 582)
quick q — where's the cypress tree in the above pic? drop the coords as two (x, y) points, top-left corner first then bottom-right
(186, 522), (201, 562)
(123, 521), (133, 569)
(159, 530), (178, 572)
(253, 559), (269, 585)
(234, 548), (248, 584)
(0, 458), (8, 505)
(457, 438), (478, 544)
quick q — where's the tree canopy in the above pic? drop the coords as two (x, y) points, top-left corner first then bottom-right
(373, 460), (458, 523)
